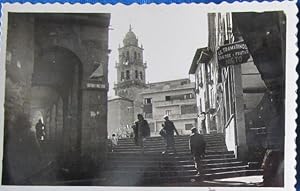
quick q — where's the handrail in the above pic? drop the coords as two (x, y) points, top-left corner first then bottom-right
(224, 114), (235, 129)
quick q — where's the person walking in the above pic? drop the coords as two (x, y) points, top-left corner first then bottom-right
(132, 114), (150, 153)
(189, 127), (206, 176)
(111, 134), (118, 152)
(35, 119), (45, 147)
(161, 115), (179, 154)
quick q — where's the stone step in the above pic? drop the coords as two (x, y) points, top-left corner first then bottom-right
(116, 142), (225, 148)
(119, 134), (224, 139)
(105, 161), (245, 171)
(107, 157), (239, 166)
(117, 137), (224, 144)
(114, 142), (227, 148)
(53, 169), (262, 186)
(91, 169), (262, 186)
(103, 165), (248, 178)
(111, 146), (228, 153)
(118, 134), (223, 140)
(114, 145), (227, 151)
(107, 153), (235, 161)
(204, 169), (263, 180)
(109, 150), (233, 156)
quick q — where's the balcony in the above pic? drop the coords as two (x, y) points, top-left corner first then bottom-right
(154, 99), (196, 108)
(153, 113), (197, 121)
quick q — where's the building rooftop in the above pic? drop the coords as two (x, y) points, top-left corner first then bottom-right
(142, 79), (195, 95)
(189, 47), (212, 74)
(108, 95), (133, 102)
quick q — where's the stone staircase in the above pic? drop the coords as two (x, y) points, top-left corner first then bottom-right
(99, 134), (262, 186)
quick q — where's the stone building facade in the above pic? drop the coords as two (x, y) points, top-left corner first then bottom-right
(3, 13), (111, 183)
(107, 96), (134, 137)
(189, 12), (285, 161)
(141, 79), (197, 136)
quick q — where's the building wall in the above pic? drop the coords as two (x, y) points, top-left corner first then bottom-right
(205, 12), (269, 159)
(107, 98), (134, 137)
(241, 59), (266, 113)
(142, 80), (197, 136)
(4, 13), (111, 181)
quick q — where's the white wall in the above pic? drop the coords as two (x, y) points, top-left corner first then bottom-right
(225, 116), (237, 156)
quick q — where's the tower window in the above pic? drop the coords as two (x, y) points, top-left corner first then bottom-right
(140, 72), (143, 80)
(121, 72), (125, 81)
(134, 52), (137, 60)
(126, 51), (129, 61)
(135, 70), (138, 79)
(138, 53), (141, 59)
(126, 70), (130, 80)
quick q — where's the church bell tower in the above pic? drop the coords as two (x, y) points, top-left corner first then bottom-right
(114, 25), (147, 101)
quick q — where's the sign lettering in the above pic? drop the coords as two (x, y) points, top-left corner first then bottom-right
(217, 41), (250, 67)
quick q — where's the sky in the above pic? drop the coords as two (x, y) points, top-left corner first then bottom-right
(107, 6), (208, 96)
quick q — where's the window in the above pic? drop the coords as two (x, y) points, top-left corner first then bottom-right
(165, 110), (172, 115)
(184, 93), (194, 99)
(134, 52), (137, 60)
(140, 72), (143, 80)
(144, 102), (153, 118)
(126, 70), (130, 80)
(126, 51), (129, 61)
(121, 72), (124, 81)
(185, 124), (193, 130)
(135, 70), (138, 79)
(165, 96), (171, 101)
(180, 81), (188, 85)
(144, 98), (152, 104)
(181, 105), (197, 114)
(198, 66), (203, 87)
(138, 53), (141, 59)
(207, 63), (212, 83)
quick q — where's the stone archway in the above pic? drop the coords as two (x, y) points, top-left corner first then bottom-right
(3, 13), (110, 184)
(31, 46), (83, 163)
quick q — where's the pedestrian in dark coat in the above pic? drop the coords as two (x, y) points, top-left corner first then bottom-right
(162, 115), (179, 154)
(35, 119), (45, 146)
(189, 127), (206, 175)
(132, 114), (150, 153)
(4, 113), (42, 184)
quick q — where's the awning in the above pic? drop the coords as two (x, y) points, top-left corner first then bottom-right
(189, 47), (212, 74)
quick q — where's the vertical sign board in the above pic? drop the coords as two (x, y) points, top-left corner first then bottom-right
(217, 41), (250, 67)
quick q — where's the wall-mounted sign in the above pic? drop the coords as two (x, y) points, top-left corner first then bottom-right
(217, 41), (250, 67)
(86, 83), (106, 89)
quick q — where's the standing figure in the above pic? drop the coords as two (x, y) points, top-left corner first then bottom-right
(132, 114), (150, 153)
(189, 127), (206, 176)
(200, 112), (207, 134)
(111, 134), (118, 152)
(162, 115), (179, 154)
(5, 113), (42, 184)
(35, 119), (45, 146)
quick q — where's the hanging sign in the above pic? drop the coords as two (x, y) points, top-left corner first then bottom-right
(217, 41), (250, 67)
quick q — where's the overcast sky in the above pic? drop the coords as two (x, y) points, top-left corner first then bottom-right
(107, 6), (208, 96)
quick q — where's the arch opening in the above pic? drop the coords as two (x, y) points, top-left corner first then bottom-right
(30, 46), (83, 161)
